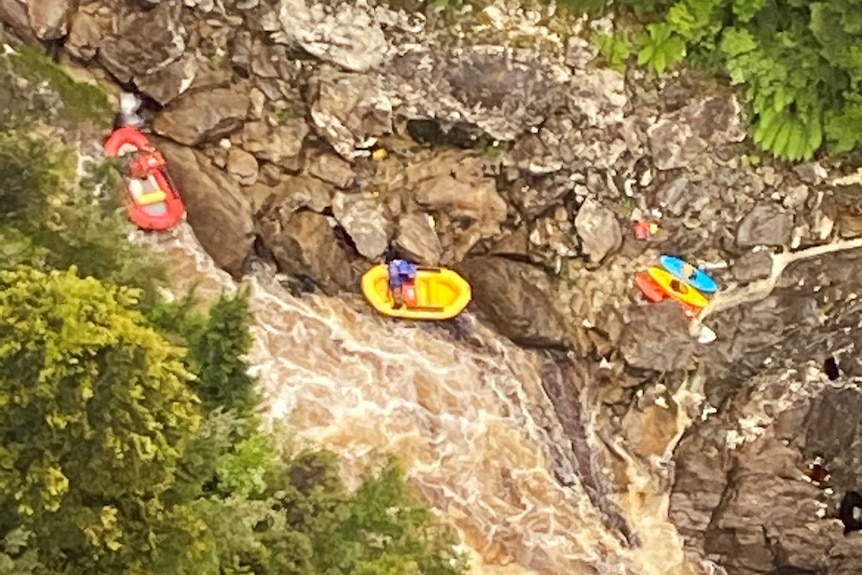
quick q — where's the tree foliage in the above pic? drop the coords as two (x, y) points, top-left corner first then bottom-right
(0, 266), (204, 574)
(149, 291), (258, 418)
(577, 0), (862, 161)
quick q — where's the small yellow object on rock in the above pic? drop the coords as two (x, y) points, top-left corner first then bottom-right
(371, 148), (388, 161)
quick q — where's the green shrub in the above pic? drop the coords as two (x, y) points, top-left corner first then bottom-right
(637, 22), (686, 74)
(595, 32), (632, 71)
(0, 266), (205, 574)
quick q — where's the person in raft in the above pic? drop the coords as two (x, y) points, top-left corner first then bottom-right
(388, 258), (417, 309)
(115, 146), (166, 180)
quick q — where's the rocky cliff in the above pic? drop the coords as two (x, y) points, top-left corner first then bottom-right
(3, 0), (862, 573)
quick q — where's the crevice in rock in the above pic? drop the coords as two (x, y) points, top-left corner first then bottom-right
(320, 206), (365, 259)
(538, 354), (640, 548)
(838, 491), (862, 535)
(405, 118), (495, 150)
(823, 355), (840, 381)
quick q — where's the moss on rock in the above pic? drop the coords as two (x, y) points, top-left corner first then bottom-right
(5, 45), (112, 129)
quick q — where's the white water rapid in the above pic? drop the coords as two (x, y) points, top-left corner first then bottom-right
(139, 223), (708, 575)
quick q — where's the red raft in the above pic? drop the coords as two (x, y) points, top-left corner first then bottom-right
(104, 127), (185, 231)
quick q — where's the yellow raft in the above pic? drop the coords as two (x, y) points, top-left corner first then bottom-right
(361, 264), (472, 320)
(647, 266), (710, 309)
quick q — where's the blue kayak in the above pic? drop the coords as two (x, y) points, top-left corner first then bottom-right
(658, 255), (718, 294)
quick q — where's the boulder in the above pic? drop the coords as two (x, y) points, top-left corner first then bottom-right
(395, 212), (443, 266)
(65, 9), (106, 61)
(135, 54), (199, 106)
(309, 66), (392, 160)
(648, 95), (747, 171)
(737, 203), (794, 247)
(226, 147), (259, 186)
(574, 198), (621, 264)
(249, 174), (333, 214)
(257, 210), (354, 295)
(240, 119), (308, 171)
(0, 0), (36, 42)
(275, 0), (387, 72)
(98, 2), (190, 102)
(156, 139), (255, 277)
(306, 152), (355, 189)
(27, 0), (74, 40)
(456, 256), (569, 349)
(407, 153), (507, 230)
(154, 86), (251, 146)
(331, 192), (390, 260)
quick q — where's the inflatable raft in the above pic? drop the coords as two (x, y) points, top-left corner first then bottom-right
(104, 127), (185, 231)
(361, 264), (472, 321)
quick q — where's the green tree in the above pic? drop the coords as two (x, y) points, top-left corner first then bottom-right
(149, 291), (258, 418)
(0, 266), (204, 574)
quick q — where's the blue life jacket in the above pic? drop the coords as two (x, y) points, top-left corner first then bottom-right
(388, 259), (416, 288)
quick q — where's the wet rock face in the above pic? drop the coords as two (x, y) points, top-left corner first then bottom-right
(670, 378), (862, 575)
(27, 0), (74, 40)
(512, 68), (627, 173)
(619, 301), (695, 372)
(156, 139), (255, 277)
(456, 256), (569, 349)
(669, 248), (862, 573)
(385, 45), (566, 143)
